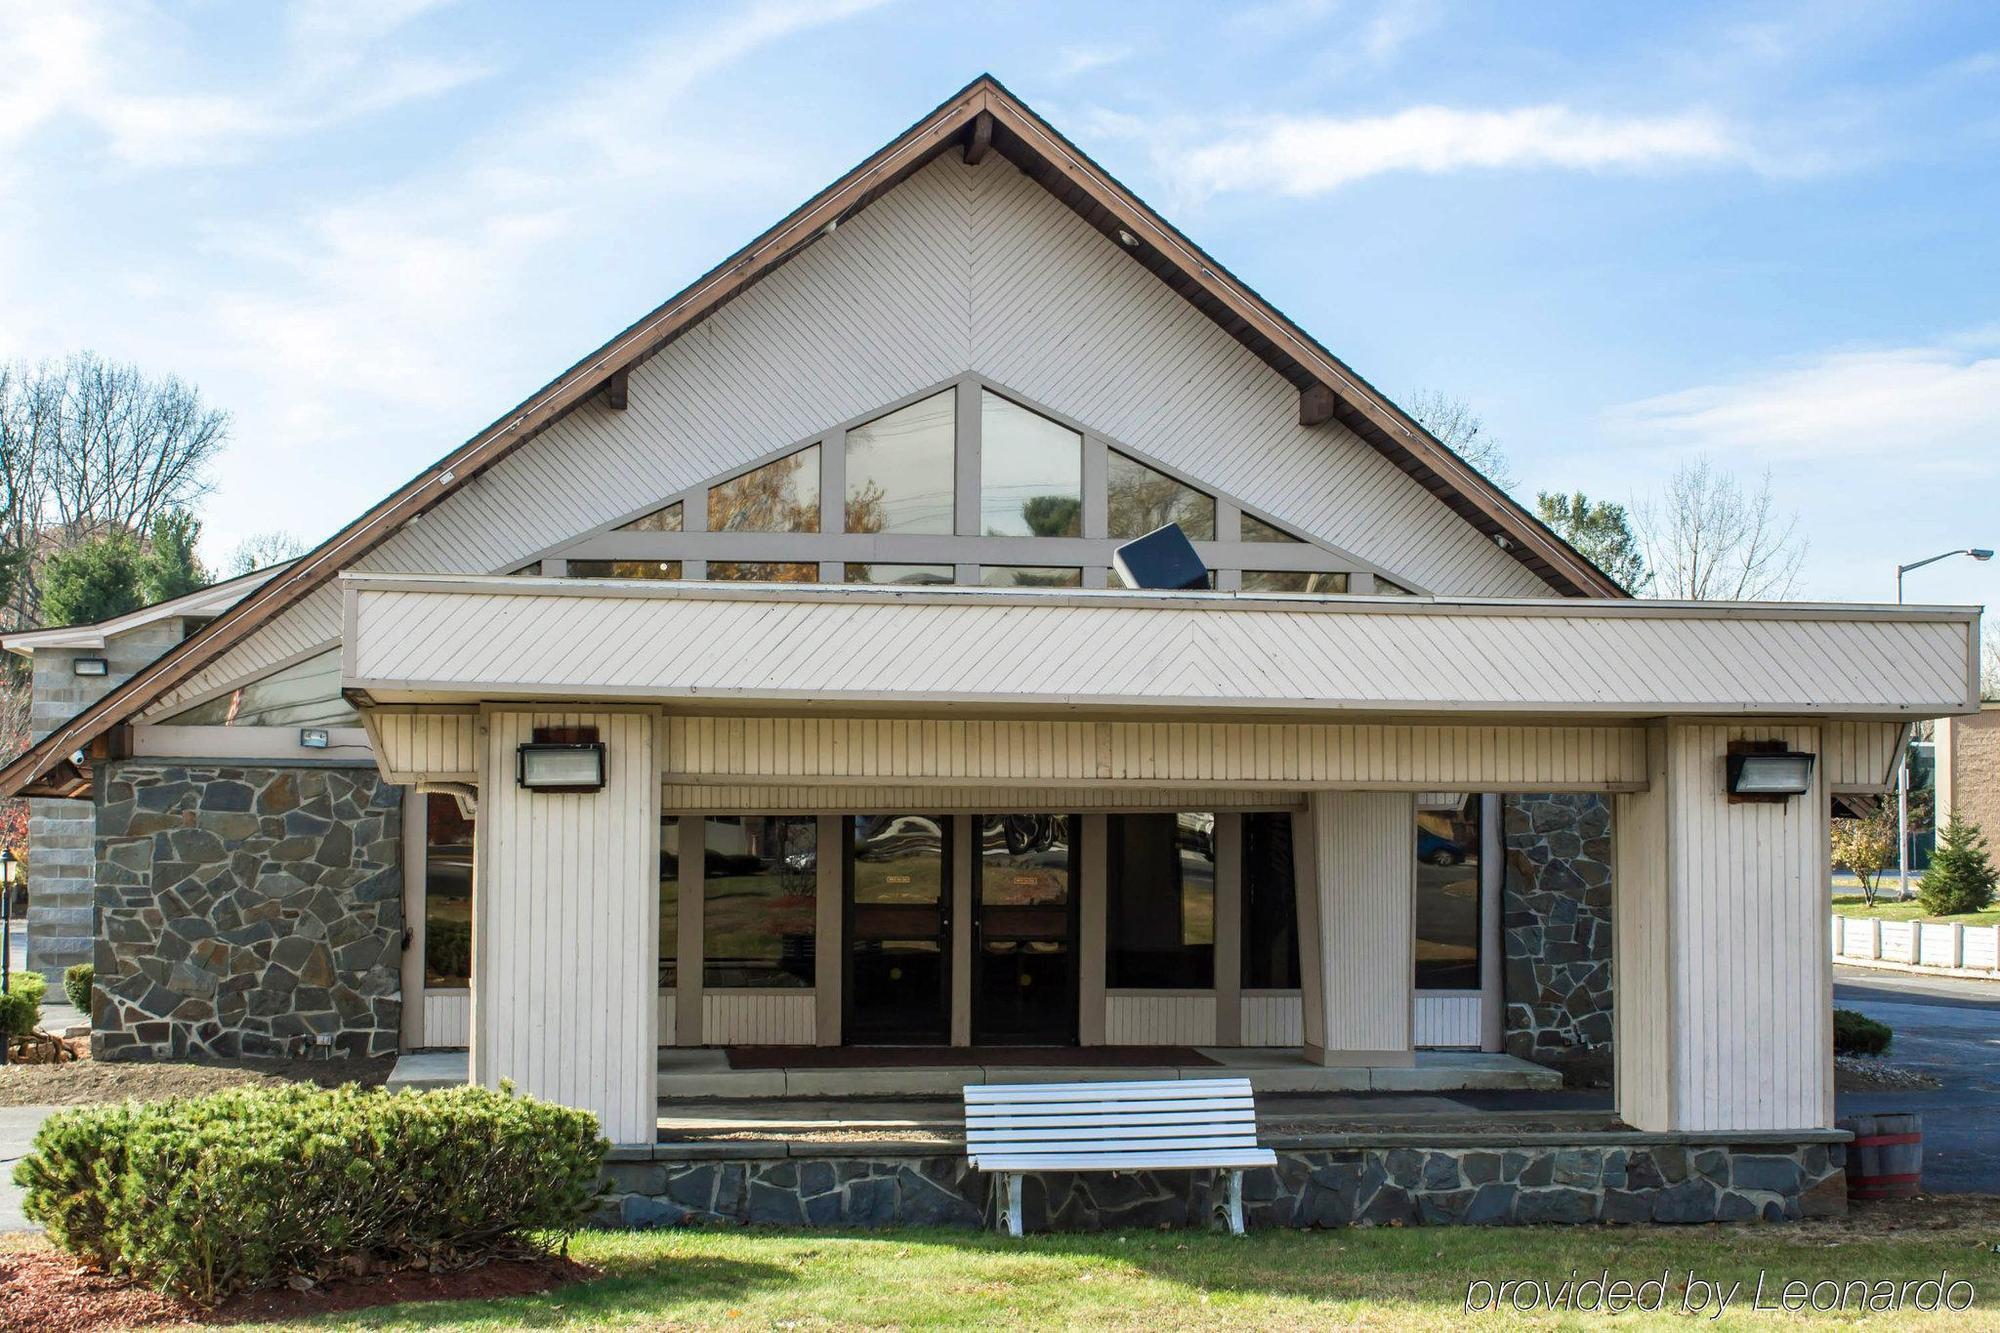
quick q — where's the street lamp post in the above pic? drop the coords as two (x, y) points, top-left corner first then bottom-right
(1893, 548), (1995, 898)
(1, 848), (13, 1068)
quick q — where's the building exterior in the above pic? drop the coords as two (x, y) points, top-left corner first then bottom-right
(0, 79), (1976, 1158)
(1938, 704), (2000, 844)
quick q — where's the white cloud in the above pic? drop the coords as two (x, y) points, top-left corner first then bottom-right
(1180, 104), (1747, 197)
(1606, 339), (2000, 477)
(1053, 44), (1131, 79)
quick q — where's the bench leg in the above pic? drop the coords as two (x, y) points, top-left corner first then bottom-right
(995, 1173), (1024, 1237)
(1226, 1169), (1246, 1236)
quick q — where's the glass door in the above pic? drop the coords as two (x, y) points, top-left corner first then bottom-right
(844, 814), (950, 1044)
(973, 814), (1078, 1045)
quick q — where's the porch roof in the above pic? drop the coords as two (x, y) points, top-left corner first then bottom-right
(341, 574), (1979, 721)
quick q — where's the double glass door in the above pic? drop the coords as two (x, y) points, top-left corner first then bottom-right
(973, 814), (1078, 1045)
(843, 814), (950, 1044)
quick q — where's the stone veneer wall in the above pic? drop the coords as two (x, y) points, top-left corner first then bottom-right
(1501, 793), (1613, 1081)
(93, 762), (403, 1060)
(24, 625), (186, 983)
(600, 1139), (1846, 1231)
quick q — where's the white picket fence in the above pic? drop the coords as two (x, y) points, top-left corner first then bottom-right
(1832, 913), (2000, 975)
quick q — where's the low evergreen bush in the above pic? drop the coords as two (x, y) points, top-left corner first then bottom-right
(14, 1082), (606, 1308)
(1916, 814), (1998, 917)
(62, 962), (93, 1013)
(1833, 1008), (1892, 1056)
(0, 971), (45, 1038)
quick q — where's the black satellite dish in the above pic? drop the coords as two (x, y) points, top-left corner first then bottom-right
(1112, 523), (1209, 591)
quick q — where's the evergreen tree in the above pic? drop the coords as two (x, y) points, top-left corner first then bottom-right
(39, 532), (143, 626)
(1536, 490), (1649, 593)
(140, 510), (206, 603)
(1916, 814), (1998, 917)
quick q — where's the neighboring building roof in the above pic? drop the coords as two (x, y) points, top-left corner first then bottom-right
(0, 74), (1622, 799)
(2, 565), (286, 656)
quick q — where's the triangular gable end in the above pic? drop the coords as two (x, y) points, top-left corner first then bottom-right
(0, 74), (1621, 798)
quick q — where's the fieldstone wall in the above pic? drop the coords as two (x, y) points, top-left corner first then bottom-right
(599, 1139), (1846, 1230)
(1501, 794), (1614, 1080)
(93, 762), (403, 1061)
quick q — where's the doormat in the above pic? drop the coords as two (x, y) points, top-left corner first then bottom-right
(724, 1045), (1220, 1070)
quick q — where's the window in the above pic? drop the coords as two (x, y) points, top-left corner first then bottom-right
(1415, 798), (1482, 990)
(511, 561), (542, 576)
(703, 815), (816, 988)
(1106, 813), (1216, 988)
(1105, 567), (1214, 590)
(846, 391), (954, 534)
(1241, 514), (1303, 543)
(661, 816), (682, 990)
(1241, 570), (1348, 594)
(981, 566), (1081, 588)
(1241, 812), (1300, 989)
(1107, 452), (1215, 539)
(709, 445), (820, 533)
(707, 561), (817, 582)
(569, 560), (682, 580)
(1376, 578), (1414, 596)
(980, 391), (1081, 536)
(619, 500), (683, 533)
(159, 648), (358, 728)
(846, 563), (953, 585)
(424, 793), (473, 987)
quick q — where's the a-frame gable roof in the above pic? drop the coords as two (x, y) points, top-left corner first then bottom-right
(0, 74), (1621, 798)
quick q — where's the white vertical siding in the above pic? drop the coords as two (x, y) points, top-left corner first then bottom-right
(1613, 727), (1672, 1131)
(1305, 790), (1415, 1061)
(703, 992), (816, 1045)
(1102, 993), (1218, 1045)
(422, 991), (470, 1048)
(1413, 995), (1483, 1048)
(1240, 993), (1304, 1047)
(473, 709), (659, 1144)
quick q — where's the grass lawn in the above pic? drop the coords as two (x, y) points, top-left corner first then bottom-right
(203, 1204), (2000, 1330)
(1831, 893), (2000, 927)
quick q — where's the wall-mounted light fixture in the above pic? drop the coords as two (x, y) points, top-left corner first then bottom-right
(73, 657), (109, 677)
(518, 724), (606, 793)
(299, 728), (330, 750)
(1726, 741), (1816, 802)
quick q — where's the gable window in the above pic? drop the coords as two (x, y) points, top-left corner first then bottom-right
(159, 648), (358, 728)
(1242, 571), (1347, 594)
(619, 500), (683, 532)
(846, 563), (953, 585)
(846, 391), (955, 534)
(982, 566), (1081, 588)
(1376, 578), (1414, 596)
(1107, 813), (1216, 988)
(980, 391), (1081, 537)
(1105, 567), (1214, 590)
(1242, 514), (1303, 543)
(1108, 452), (1215, 540)
(704, 815), (816, 988)
(570, 560), (682, 580)
(708, 561), (816, 582)
(1241, 812), (1300, 989)
(709, 445), (820, 533)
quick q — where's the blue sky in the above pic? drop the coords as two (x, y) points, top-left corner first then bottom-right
(1, 0), (1997, 610)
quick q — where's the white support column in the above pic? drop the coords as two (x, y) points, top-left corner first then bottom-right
(473, 708), (660, 1146)
(1300, 790), (1415, 1067)
(1615, 721), (1832, 1132)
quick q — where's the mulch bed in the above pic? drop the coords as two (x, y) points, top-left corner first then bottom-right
(0, 1054), (395, 1108)
(725, 1044), (1218, 1069)
(0, 1239), (592, 1330)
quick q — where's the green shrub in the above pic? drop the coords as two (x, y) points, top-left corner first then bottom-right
(0, 971), (46, 1038)
(63, 962), (93, 1014)
(1916, 814), (1998, 917)
(1833, 1008), (1892, 1056)
(14, 1083), (606, 1308)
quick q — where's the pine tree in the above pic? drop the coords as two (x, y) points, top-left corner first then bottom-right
(1916, 814), (1999, 917)
(39, 532), (143, 626)
(140, 510), (207, 603)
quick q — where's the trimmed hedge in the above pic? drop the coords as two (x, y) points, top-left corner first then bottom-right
(1833, 1008), (1892, 1056)
(63, 962), (93, 1014)
(0, 971), (45, 1038)
(14, 1083), (606, 1308)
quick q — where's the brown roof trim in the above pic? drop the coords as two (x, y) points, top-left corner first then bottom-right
(0, 74), (1619, 798)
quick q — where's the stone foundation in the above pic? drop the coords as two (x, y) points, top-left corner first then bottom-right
(93, 762), (404, 1061)
(1502, 794), (1614, 1080)
(599, 1137), (1846, 1231)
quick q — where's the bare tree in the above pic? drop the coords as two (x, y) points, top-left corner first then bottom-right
(1632, 458), (1806, 600)
(42, 352), (229, 542)
(224, 530), (309, 577)
(1982, 628), (2000, 702)
(1407, 389), (1517, 492)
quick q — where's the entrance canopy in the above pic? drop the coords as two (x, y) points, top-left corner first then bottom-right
(341, 574), (1978, 720)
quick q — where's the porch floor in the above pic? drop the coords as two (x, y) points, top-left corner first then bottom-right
(387, 1046), (1563, 1101)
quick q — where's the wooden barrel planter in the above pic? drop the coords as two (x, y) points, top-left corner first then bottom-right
(1840, 1113), (1922, 1199)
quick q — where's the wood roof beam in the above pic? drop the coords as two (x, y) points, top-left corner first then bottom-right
(963, 110), (994, 164)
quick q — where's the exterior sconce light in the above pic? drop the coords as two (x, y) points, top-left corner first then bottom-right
(299, 728), (330, 750)
(1726, 743), (1816, 802)
(517, 741), (606, 792)
(73, 657), (109, 677)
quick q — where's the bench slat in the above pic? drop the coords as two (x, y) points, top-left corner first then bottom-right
(967, 1078), (1250, 1100)
(972, 1150), (1278, 1171)
(974, 1133), (1264, 1153)
(969, 1108), (1255, 1130)
(971, 1127), (1261, 1146)
(969, 1099), (1253, 1122)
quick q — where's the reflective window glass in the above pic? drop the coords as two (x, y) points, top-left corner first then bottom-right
(846, 391), (955, 534)
(1242, 514), (1303, 543)
(160, 649), (358, 728)
(1241, 812), (1300, 990)
(1107, 452), (1215, 539)
(845, 563), (954, 585)
(1241, 570), (1348, 594)
(703, 816), (817, 988)
(707, 561), (817, 582)
(424, 793), (473, 987)
(709, 446), (820, 533)
(1415, 799), (1482, 991)
(981, 566), (1080, 588)
(569, 560), (682, 580)
(618, 501), (683, 533)
(980, 391), (1081, 537)
(1106, 813), (1216, 988)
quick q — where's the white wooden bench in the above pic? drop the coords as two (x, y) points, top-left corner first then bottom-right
(964, 1077), (1277, 1236)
